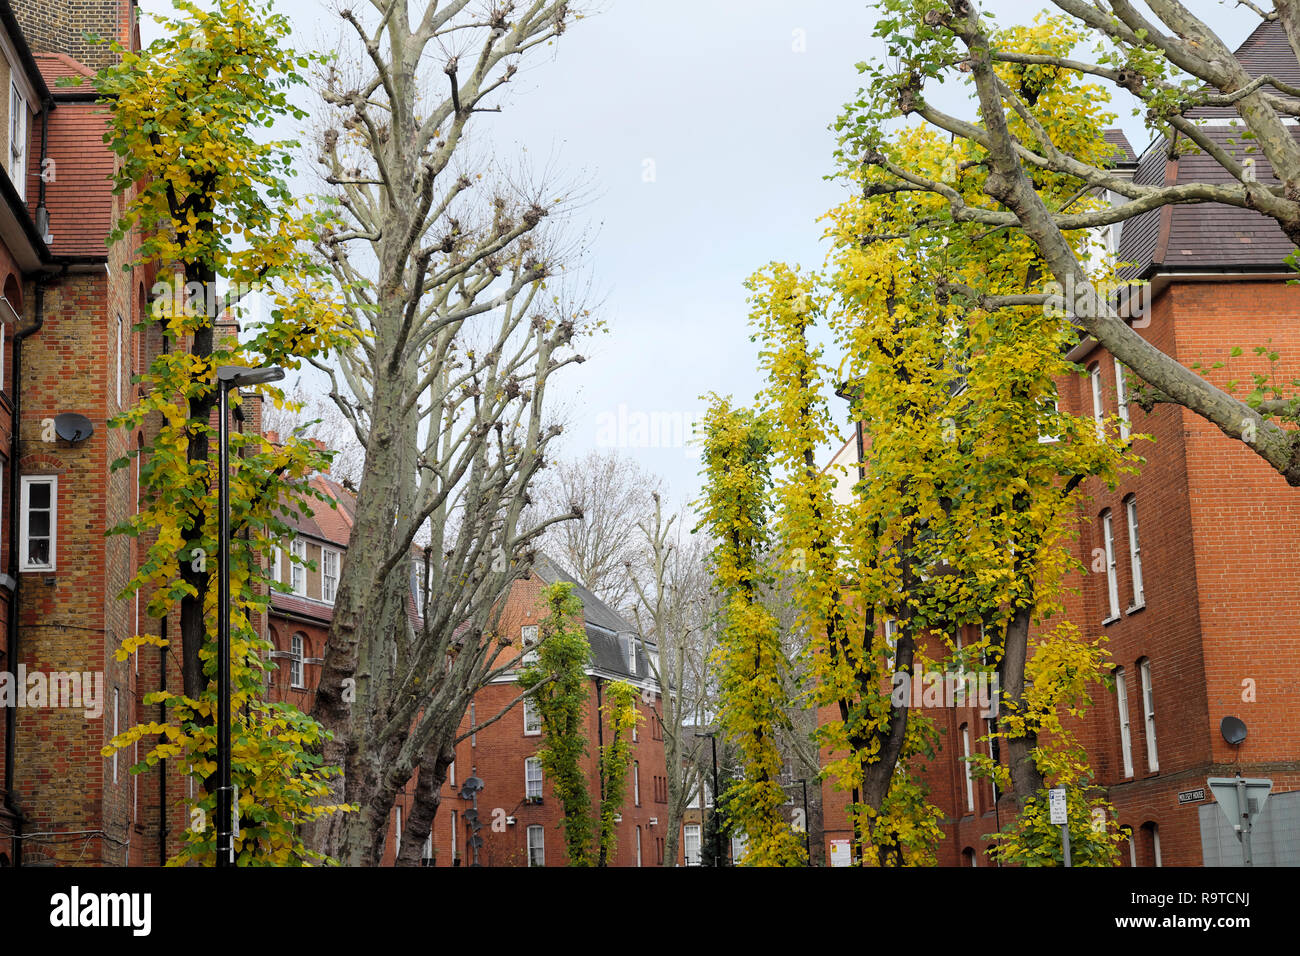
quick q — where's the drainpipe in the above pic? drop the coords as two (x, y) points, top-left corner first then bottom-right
(3, 270), (51, 868)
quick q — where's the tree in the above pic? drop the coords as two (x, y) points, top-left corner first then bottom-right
(519, 582), (594, 866)
(595, 679), (640, 866)
(533, 450), (663, 612)
(93, 0), (353, 863)
(627, 491), (717, 867)
(696, 399), (806, 867)
(305, 1), (593, 866)
(848, 0), (1300, 487)
(734, 15), (1140, 863)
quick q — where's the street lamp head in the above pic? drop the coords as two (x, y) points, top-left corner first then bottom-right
(217, 364), (285, 389)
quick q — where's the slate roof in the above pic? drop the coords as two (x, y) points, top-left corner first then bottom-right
(1114, 20), (1300, 279)
(529, 552), (654, 683)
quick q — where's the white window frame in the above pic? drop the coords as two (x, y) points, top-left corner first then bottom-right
(683, 824), (701, 866)
(527, 824), (545, 867)
(290, 537), (307, 596)
(624, 634), (637, 674)
(1114, 357), (1131, 441)
(321, 547), (339, 604)
(395, 806), (402, 857)
(1115, 666), (1134, 778)
(448, 760), (455, 787)
(290, 633), (305, 689)
(10, 83), (26, 201)
(523, 695), (541, 735)
(1139, 657), (1158, 772)
(635, 826), (642, 867)
(961, 724), (974, 813)
(450, 809), (457, 861)
(1150, 823), (1162, 867)
(525, 756), (543, 800)
(521, 624), (539, 665)
(1101, 510), (1120, 621)
(633, 761), (640, 806)
(19, 475), (56, 571)
(1126, 496), (1144, 609)
(1090, 363), (1105, 439)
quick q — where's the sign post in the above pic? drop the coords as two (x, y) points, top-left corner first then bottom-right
(1049, 787), (1070, 867)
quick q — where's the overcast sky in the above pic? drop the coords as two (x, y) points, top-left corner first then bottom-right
(142, 1), (1254, 509)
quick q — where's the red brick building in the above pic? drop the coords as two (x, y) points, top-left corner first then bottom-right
(0, 0), (167, 866)
(820, 20), (1300, 868)
(266, 473), (676, 866)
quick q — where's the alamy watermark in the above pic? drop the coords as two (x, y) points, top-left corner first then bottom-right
(891, 668), (999, 719)
(0, 666), (104, 719)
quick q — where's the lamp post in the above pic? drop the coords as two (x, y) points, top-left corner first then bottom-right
(215, 364), (284, 868)
(694, 730), (720, 867)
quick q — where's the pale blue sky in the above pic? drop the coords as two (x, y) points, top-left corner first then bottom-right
(141, 1), (1254, 506)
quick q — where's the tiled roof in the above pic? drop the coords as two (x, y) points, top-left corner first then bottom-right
(34, 52), (94, 85)
(1103, 128), (1137, 165)
(28, 97), (114, 258)
(531, 552), (636, 636)
(271, 591), (334, 624)
(1115, 20), (1300, 278)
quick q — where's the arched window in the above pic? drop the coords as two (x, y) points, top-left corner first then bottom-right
(1138, 657), (1157, 772)
(1100, 509), (1120, 621)
(962, 847), (977, 867)
(1140, 821), (1162, 867)
(960, 723), (974, 813)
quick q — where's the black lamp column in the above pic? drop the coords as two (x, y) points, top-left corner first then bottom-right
(215, 364), (284, 868)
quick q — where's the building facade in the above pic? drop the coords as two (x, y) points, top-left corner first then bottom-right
(820, 20), (1300, 868)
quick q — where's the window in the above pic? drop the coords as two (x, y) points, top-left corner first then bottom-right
(1115, 666), (1134, 778)
(115, 314), (123, 406)
(527, 825), (544, 867)
(1125, 496), (1144, 609)
(290, 538), (307, 595)
(961, 723), (974, 813)
(19, 476), (56, 571)
(448, 760), (455, 787)
(635, 826), (642, 867)
(1090, 363), (1105, 438)
(651, 715), (663, 741)
(624, 634), (637, 674)
(395, 806), (402, 857)
(470, 701), (476, 748)
(322, 548), (339, 603)
(633, 761), (640, 806)
(290, 633), (305, 689)
(1141, 821), (1162, 867)
(423, 832), (433, 866)
(10, 84), (26, 201)
(525, 757), (543, 800)
(1139, 657), (1157, 772)
(521, 624), (539, 665)
(1114, 358), (1131, 441)
(883, 617), (898, 664)
(631, 705), (638, 742)
(731, 832), (748, 864)
(523, 696), (541, 735)
(963, 847), (977, 867)
(656, 837), (665, 865)
(450, 809), (457, 862)
(1101, 510), (1120, 621)
(683, 824), (701, 866)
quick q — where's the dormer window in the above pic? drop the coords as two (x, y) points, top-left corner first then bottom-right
(624, 635), (637, 675)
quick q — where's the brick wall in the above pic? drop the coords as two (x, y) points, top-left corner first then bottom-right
(10, 0), (133, 73)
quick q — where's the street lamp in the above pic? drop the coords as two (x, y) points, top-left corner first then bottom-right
(214, 364), (284, 868)
(694, 730), (720, 867)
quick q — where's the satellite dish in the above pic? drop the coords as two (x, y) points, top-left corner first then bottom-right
(1221, 715), (1248, 746)
(54, 413), (94, 443)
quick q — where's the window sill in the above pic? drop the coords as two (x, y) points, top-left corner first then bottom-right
(1101, 614), (1121, 627)
(1126, 601), (1146, 616)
